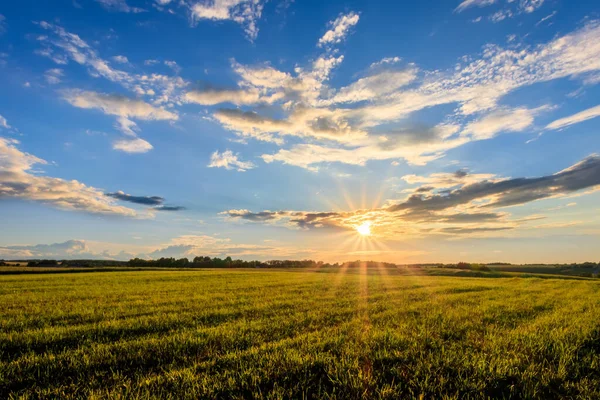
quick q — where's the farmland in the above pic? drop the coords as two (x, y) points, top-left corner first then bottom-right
(1, 267), (599, 399)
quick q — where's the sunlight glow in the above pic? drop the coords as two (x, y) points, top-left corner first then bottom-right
(356, 222), (372, 236)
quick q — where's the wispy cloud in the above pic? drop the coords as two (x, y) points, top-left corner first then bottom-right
(462, 106), (549, 140)
(456, 0), (546, 20)
(455, 0), (496, 13)
(44, 68), (63, 84)
(0, 14), (7, 35)
(190, 0), (265, 40)
(546, 105), (600, 130)
(62, 90), (178, 121)
(94, 0), (146, 13)
(35, 21), (188, 106)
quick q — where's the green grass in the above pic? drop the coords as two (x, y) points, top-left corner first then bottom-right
(1, 267), (599, 399)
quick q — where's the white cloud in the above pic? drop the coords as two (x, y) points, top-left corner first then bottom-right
(150, 234), (311, 259)
(0, 235), (311, 261)
(456, 0), (544, 17)
(111, 55), (129, 64)
(0, 240), (91, 259)
(94, 0), (145, 13)
(462, 106), (548, 140)
(190, 0), (265, 40)
(0, 114), (9, 129)
(61, 90), (176, 154)
(370, 57), (401, 69)
(455, 0), (496, 13)
(490, 9), (513, 22)
(546, 105), (600, 130)
(318, 12), (360, 47)
(182, 20), (600, 171)
(185, 88), (264, 106)
(519, 0), (544, 13)
(208, 150), (256, 171)
(350, 20), (600, 125)
(62, 89), (178, 120)
(0, 137), (138, 216)
(261, 124), (466, 170)
(536, 11), (557, 26)
(0, 239), (150, 260)
(112, 137), (153, 153)
(329, 69), (418, 104)
(44, 68), (63, 84)
(114, 117), (139, 136)
(164, 60), (180, 73)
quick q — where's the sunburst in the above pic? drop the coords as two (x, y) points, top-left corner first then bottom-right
(356, 221), (372, 236)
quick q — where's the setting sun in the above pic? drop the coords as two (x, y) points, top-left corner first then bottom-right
(356, 222), (372, 236)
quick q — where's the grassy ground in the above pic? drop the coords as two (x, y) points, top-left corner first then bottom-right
(1, 267), (599, 399)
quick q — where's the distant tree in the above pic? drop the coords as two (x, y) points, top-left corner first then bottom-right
(456, 262), (471, 269)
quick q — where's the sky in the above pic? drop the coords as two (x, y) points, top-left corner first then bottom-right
(0, 0), (599, 263)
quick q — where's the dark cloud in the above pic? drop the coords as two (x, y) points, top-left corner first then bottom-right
(438, 212), (505, 223)
(289, 211), (343, 229)
(389, 154), (600, 212)
(393, 210), (505, 224)
(378, 125), (448, 149)
(153, 205), (186, 211)
(106, 191), (164, 206)
(216, 109), (289, 126)
(439, 226), (514, 234)
(223, 209), (346, 230)
(106, 191), (185, 211)
(454, 169), (468, 178)
(415, 186), (434, 193)
(224, 210), (286, 221)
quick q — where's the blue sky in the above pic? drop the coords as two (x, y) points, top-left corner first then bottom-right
(1, 0), (599, 263)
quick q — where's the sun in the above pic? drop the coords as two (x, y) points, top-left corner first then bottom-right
(356, 221), (372, 236)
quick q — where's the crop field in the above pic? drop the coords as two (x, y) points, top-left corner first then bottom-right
(1, 267), (599, 399)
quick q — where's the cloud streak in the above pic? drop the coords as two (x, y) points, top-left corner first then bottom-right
(546, 105), (600, 130)
(455, 0), (496, 13)
(105, 191), (185, 211)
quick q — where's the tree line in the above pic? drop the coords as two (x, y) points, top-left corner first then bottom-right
(128, 257), (335, 269)
(2, 258), (598, 271)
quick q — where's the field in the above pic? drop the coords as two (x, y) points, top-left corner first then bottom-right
(1, 267), (599, 399)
